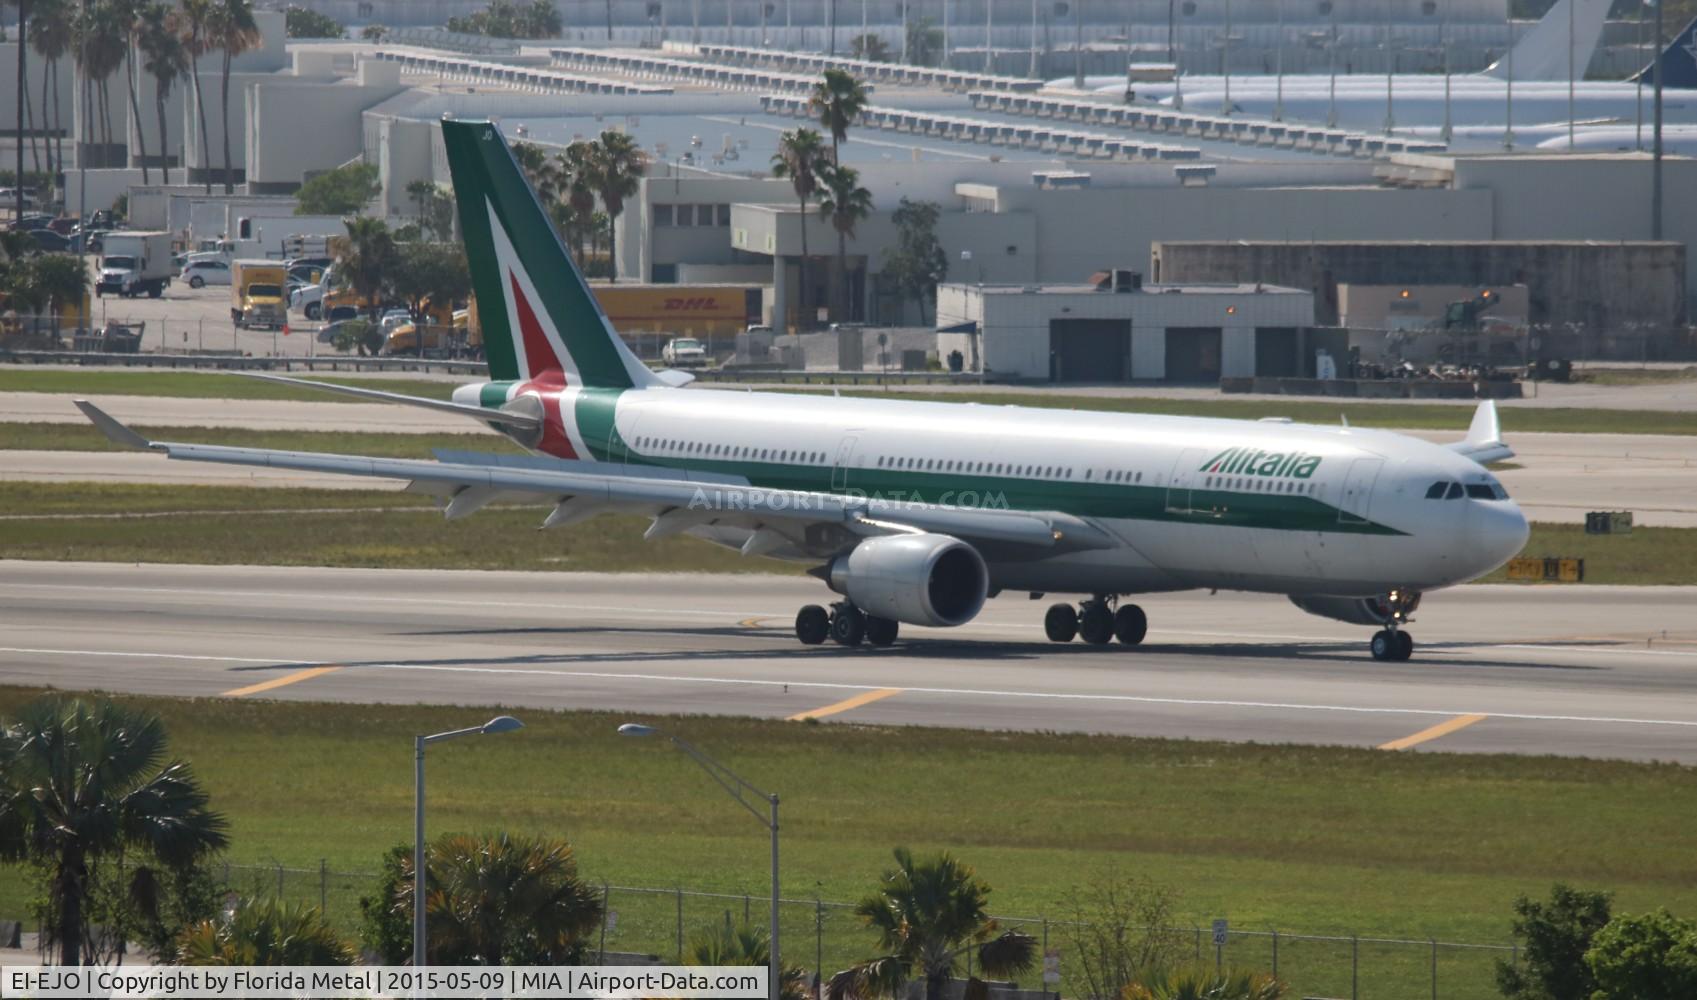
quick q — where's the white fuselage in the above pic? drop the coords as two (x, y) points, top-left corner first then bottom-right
(465, 383), (1530, 600)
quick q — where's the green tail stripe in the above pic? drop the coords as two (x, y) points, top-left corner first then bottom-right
(442, 119), (636, 388)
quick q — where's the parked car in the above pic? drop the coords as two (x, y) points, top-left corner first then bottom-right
(0, 188), (40, 210)
(661, 336), (709, 367)
(180, 258), (232, 288)
(26, 229), (73, 252)
(8, 214), (54, 232)
(285, 255), (333, 272)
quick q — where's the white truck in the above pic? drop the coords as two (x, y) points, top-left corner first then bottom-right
(95, 231), (174, 299)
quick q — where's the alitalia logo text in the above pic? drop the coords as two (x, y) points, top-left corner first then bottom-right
(1201, 447), (1322, 479)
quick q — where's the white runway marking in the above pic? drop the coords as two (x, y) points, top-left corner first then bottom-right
(5, 646), (1694, 730)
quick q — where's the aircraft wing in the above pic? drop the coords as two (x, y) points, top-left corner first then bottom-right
(75, 401), (1115, 556)
(1446, 399), (1515, 465)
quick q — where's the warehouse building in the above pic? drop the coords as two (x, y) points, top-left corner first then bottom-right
(1151, 240), (1690, 339)
(935, 270), (1316, 382)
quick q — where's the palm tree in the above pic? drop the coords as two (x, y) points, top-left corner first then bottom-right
(827, 848), (1037, 1000)
(0, 697), (229, 967)
(29, 0), (74, 204)
(108, 0), (149, 182)
(815, 160), (873, 324)
(177, 897), (357, 965)
(686, 916), (810, 1000)
(336, 216), (395, 325)
(561, 140), (596, 266)
(138, 2), (185, 184)
(178, 0), (212, 192)
(11, 0), (30, 219)
(809, 67), (868, 163)
(770, 127), (825, 330)
(207, 0), (258, 193)
(588, 129), (644, 281)
(390, 832), (604, 965)
(81, 0), (128, 159)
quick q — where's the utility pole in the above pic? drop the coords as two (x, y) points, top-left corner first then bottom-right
(1504, 14), (1515, 149)
(1442, 0), (1452, 142)
(1275, 0), (1285, 122)
(1327, 1), (1337, 127)
(984, 0), (994, 73)
(1567, 0), (1575, 149)
(1652, 0), (1664, 239)
(1221, 0), (1232, 116)
(1028, 0), (1038, 78)
(1073, 0), (1083, 90)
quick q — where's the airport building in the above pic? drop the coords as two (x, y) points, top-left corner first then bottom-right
(935, 271), (1317, 382)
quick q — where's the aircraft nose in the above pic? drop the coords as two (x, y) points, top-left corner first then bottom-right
(1471, 500), (1531, 573)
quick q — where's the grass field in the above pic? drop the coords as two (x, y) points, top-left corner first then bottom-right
(0, 483), (783, 574)
(0, 369), (456, 401)
(3, 483), (1693, 583)
(0, 422), (517, 458)
(1574, 367), (1697, 386)
(0, 690), (1689, 998)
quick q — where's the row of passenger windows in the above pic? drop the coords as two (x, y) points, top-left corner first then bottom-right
(1203, 476), (1318, 495)
(634, 436), (825, 465)
(1425, 480), (1510, 500)
(875, 455), (1150, 483)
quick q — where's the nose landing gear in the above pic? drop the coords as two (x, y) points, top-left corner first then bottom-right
(1044, 596), (1146, 647)
(1370, 626), (1415, 662)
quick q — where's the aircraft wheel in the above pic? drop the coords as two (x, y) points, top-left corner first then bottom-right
(1114, 604), (1148, 646)
(1078, 602), (1114, 645)
(795, 605), (829, 646)
(1395, 630), (1415, 662)
(1370, 630), (1396, 662)
(865, 615), (899, 647)
(1043, 603), (1078, 643)
(830, 605), (866, 647)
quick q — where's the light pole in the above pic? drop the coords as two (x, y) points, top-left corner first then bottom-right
(619, 723), (780, 1000)
(413, 715), (524, 968)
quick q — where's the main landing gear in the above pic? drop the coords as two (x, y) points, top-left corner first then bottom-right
(1370, 626), (1415, 662)
(795, 602), (900, 647)
(1044, 596), (1147, 647)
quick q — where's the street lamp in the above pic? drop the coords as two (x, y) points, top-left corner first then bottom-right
(618, 723), (780, 1000)
(413, 715), (524, 968)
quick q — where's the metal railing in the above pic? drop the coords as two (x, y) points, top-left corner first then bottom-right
(214, 862), (1517, 1000)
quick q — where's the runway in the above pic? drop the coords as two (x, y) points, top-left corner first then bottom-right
(2, 562), (1693, 762)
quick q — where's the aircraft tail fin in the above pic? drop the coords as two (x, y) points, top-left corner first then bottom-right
(440, 119), (662, 390)
(1631, 15), (1697, 89)
(1482, 0), (1612, 82)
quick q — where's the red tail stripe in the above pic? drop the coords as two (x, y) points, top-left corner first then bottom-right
(509, 271), (567, 382)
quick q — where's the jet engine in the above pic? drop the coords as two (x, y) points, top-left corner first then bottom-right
(826, 534), (989, 628)
(1288, 591), (1422, 627)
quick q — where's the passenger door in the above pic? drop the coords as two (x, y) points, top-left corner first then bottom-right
(1165, 447), (1209, 515)
(831, 435), (859, 492)
(1338, 458), (1384, 524)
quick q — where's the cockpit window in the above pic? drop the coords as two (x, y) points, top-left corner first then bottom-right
(1466, 481), (1511, 500)
(1445, 482), (1464, 500)
(1425, 482), (1448, 499)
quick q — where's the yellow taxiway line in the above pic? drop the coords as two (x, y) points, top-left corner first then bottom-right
(222, 666), (342, 698)
(1379, 713), (1489, 750)
(788, 687), (903, 721)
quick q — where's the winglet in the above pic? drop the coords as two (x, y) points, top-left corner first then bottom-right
(1465, 398), (1501, 448)
(1447, 399), (1514, 465)
(74, 400), (156, 451)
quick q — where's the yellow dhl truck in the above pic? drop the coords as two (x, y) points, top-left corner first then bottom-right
(230, 260), (288, 330)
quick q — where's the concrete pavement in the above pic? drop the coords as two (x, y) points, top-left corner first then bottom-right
(2, 562), (1692, 762)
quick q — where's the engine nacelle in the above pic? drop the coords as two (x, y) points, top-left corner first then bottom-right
(827, 534), (989, 628)
(1288, 591), (1422, 627)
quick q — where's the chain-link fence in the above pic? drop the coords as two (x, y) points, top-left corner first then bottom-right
(223, 862), (1517, 999)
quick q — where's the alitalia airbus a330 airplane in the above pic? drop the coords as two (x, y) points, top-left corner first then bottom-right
(78, 120), (1530, 662)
